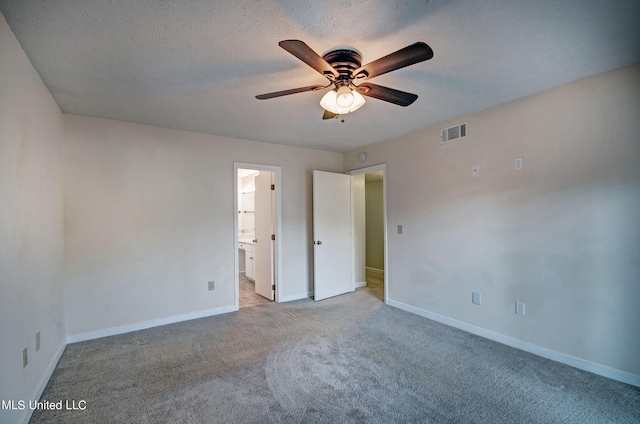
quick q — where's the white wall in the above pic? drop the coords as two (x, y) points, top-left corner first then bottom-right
(352, 174), (366, 285)
(63, 115), (343, 339)
(0, 13), (66, 424)
(344, 64), (640, 382)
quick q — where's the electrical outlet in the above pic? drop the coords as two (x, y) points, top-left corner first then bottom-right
(208, 281), (215, 291)
(472, 292), (482, 305)
(515, 157), (524, 170)
(471, 164), (480, 177)
(23, 348), (28, 368)
(515, 301), (526, 316)
(36, 332), (40, 351)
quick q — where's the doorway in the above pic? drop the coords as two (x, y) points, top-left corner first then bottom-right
(312, 165), (388, 303)
(348, 164), (387, 303)
(234, 163), (282, 310)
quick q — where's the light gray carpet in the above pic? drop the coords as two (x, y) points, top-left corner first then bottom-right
(31, 286), (639, 423)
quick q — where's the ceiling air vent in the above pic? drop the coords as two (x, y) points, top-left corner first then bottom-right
(440, 122), (468, 144)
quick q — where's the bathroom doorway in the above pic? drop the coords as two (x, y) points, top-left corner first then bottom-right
(234, 163), (281, 310)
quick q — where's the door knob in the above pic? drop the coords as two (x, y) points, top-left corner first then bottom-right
(317, 240), (322, 245)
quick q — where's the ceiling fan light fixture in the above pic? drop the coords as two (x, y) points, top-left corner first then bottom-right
(350, 91), (366, 112)
(257, 40), (434, 119)
(320, 90), (342, 114)
(336, 85), (354, 108)
(320, 89), (366, 115)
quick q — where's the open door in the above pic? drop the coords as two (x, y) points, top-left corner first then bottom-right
(254, 171), (275, 300)
(313, 170), (354, 301)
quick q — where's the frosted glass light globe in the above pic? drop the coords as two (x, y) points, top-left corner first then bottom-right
(320, 88), (365, 115)
(335, 86), (354, 108)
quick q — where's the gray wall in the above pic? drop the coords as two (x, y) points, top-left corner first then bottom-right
(345, 63), (640, 381)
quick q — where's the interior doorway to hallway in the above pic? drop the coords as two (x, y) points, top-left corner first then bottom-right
(348, 164), (387, 303)
(234, 163), (282, 310)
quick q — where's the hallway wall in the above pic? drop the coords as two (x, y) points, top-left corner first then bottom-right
(365, 179), (384, 270)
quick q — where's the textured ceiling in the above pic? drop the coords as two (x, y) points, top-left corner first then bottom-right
(1, 0), (639, 153)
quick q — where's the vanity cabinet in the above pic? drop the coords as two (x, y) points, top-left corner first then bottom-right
(239, 242), (254, 280)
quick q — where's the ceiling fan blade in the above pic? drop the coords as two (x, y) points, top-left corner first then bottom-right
(279, 40), (339, 79)
(353, 42), (433, 80)
(256, 85), (326, 100)
(355, 83), (418, 106)
(322, 110), (337, 120)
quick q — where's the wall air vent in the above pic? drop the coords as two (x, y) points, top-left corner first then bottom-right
(440, 122), (468, 144)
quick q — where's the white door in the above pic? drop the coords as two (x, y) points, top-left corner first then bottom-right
(313, 170), (354, 301)
(254, 171), (274, 300)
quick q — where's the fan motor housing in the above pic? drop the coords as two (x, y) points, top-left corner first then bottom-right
(323, 49), (362, 83)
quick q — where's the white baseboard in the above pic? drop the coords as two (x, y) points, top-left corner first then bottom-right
(365, 267), (384, 275)
(387, 299), (640, 388)
(66, 305), (237, 344)
(20, 341), (66, 424)
(355, 281), (367, 288)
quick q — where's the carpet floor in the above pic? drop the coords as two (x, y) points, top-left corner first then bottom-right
(30, 285), (639, 423)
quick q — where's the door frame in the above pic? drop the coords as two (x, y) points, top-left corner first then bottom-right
(346, 163), (389, 304)
(234, 162), (282, 310)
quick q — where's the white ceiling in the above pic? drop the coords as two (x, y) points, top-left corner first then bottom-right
(1, 0), (638, 153)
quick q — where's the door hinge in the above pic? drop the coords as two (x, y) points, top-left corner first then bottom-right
(271, 234), (275, 241)
(271, 184), (275, 190)
(272, 284), (276, 291)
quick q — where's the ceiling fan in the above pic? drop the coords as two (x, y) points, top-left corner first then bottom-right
(256, 40), (434, 120)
